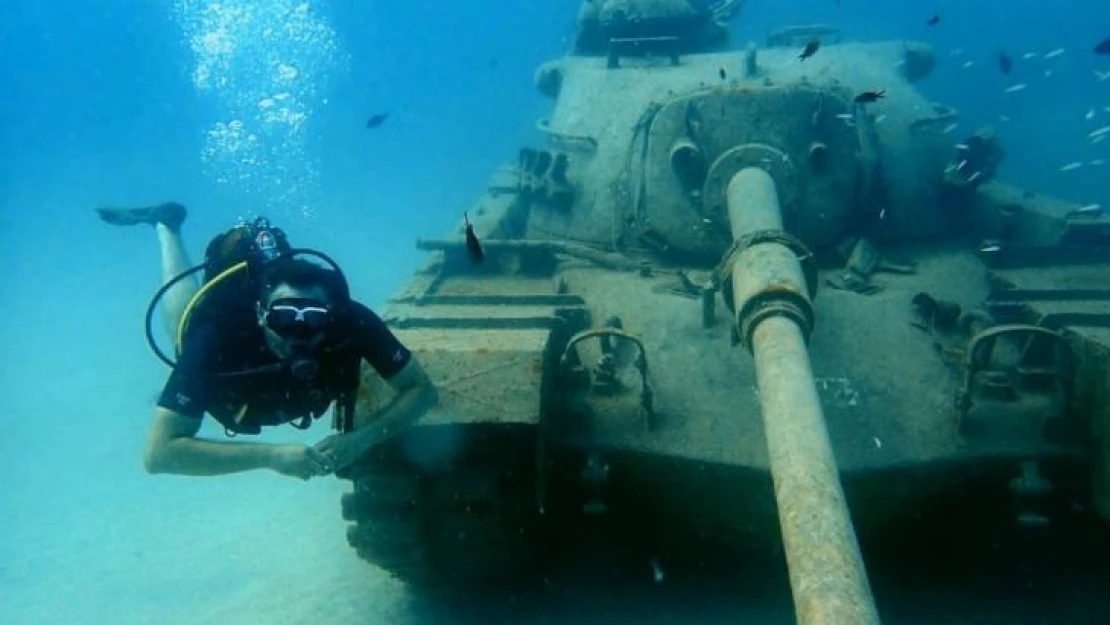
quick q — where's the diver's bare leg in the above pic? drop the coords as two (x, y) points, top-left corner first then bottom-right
(155, 223), (200, 340)
(96, 202), (196, 340)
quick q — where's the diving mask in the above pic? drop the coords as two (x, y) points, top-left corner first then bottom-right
(263, 298), (333, 338)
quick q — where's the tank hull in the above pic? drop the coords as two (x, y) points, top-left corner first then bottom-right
(341, 189), (1107, 583)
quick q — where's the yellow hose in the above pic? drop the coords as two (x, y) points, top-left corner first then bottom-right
(175, 261), (249, 356)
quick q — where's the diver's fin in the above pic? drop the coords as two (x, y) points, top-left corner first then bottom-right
(96, 202), (187, 230)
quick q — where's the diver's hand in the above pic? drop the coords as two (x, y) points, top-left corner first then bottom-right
(268, 444), (331, 480)
(313, 433), (366, 474)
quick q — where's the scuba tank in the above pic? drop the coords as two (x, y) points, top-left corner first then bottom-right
(203, 217), (291, 283)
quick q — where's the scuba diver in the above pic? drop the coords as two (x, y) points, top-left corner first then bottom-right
(96, 202), (438, 481)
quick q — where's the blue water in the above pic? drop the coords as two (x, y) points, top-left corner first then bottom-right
(2, 1), (1108, 623)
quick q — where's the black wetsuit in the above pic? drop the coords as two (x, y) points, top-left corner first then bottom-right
(157, 301), (411, 435)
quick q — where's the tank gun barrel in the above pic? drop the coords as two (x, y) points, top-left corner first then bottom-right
(725, 168), (881, 625)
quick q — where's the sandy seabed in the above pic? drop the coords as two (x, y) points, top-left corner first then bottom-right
(5, 456), (1110, 625)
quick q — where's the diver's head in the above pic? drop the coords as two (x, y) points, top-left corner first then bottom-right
(256, 258), (347, 364)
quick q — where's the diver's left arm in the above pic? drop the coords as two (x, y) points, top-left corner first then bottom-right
(315, 357), (438, 470)
(352, 357), (439, 449)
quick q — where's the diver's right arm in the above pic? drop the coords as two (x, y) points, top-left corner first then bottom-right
(143, 407), (329, 479)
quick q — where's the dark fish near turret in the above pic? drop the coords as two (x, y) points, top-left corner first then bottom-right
(999, 51), (1013, 74)
(799, 39), (820, 60)
(463, 212), (484, 264)
(926, 14), (940, 26)
(365, 113), (389, 129)
(854, 89), (886, 103)
(1096, 38), (1110, 55)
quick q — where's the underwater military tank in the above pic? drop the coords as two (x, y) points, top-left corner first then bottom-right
(337, 1), (1110, 621)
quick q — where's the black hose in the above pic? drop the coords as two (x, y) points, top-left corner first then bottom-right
(144, 264), (206, 369)
(288, 248), (351, 301)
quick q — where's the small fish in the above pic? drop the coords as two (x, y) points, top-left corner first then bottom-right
(1097, 71), (1110, 82)
(463, 212), (484, 264)
(1091, 159), (1106, 166)
(980, 244), (1002, 253)
(874, 114), (887, 123)
(926, 14), (940, 26)
(1087, 109), (1096, 120)
(1022, 52), (1036, 60)
(943, 123), (959, 134)
(1095, 135), (1108, 144)
(962, 61), (975, 69)
(967, 171), (983, 182)
(955, 143), (970, 150)
(719, 67), (727, 80)
(1089, 125), (1110, 138)
(1067, 205), (1103, 219)
(799, 39), (821, 60)
(950, 48), (965, 56)
(651, 556), (665, 583)
(1043, 48), (1065, 60)
(835, 113), (854, 120)
(999, 115), (1012, 122)
(365, 113), (389, 129)
(1095, 38), (1110, 55)
(999, 51), (1013, 74)
(1004, 83), (1028, 93)
(1045, 70), (1054, 78)
(1059, 162), (1083, 172)
(854, 89), (886, 103)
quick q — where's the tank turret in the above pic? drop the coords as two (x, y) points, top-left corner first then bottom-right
(573, 0), (731, 57)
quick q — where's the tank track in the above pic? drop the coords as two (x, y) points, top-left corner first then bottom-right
(340, 428), (550, 588)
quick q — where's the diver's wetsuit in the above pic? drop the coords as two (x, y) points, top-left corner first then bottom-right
(157, 301), (411, 434)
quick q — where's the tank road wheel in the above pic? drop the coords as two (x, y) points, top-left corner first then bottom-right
(342, 472), (428, 578)
(341, 462), (549, 589)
